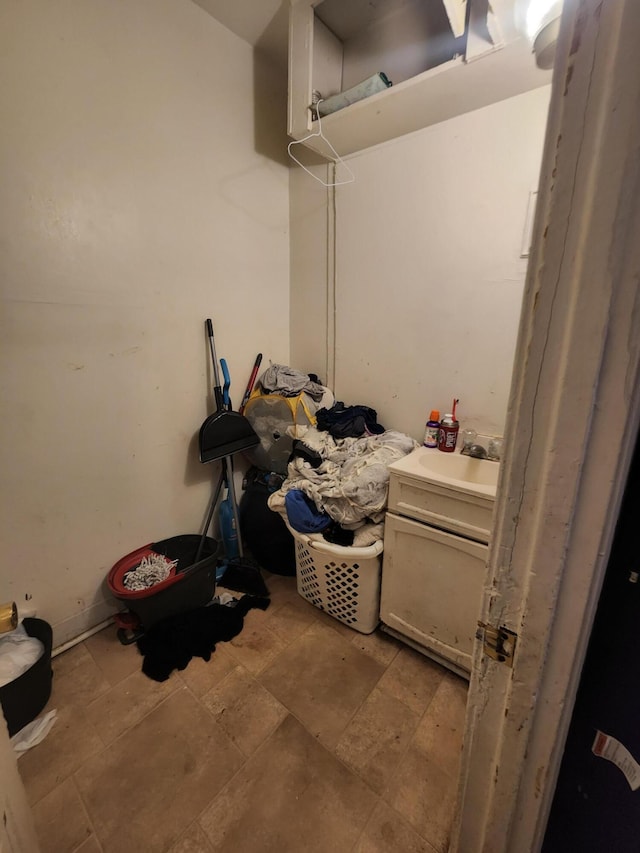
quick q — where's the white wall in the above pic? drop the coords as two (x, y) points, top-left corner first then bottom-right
(0, 0), (290, 645)
(324, 86), (551, 440)
(289, 158), (332, 382)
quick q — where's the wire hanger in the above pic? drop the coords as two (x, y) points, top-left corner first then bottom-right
(287, 99), (355, 188)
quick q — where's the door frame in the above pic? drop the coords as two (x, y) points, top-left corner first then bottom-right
(453, 0), (640, 850)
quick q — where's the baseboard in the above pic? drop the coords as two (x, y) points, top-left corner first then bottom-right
(52, 599), (118, 649)
(380, 623), (471, 681)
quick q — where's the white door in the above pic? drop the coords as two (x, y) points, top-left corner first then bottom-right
(0, 716), (40, 853)
(453, 0), (640, 850)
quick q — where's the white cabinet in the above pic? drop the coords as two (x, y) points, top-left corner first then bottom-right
(380, 512), (487, 676)
(288, 0), (551, 159)
(380, 449), (496, 677)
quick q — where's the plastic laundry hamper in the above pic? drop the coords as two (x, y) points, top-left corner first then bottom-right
(284, 522), (384, 634)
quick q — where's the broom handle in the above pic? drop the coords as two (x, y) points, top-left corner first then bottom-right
(239, 353), (262, 414)
(206, 319), (224, 412)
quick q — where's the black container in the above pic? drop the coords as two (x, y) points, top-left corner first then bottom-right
(240, 470), (296, 576)
(108, 534), (220, 631)
(0, 618), (53, 737)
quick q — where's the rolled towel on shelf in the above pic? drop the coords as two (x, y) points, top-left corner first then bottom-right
(318, 72), (392, 117)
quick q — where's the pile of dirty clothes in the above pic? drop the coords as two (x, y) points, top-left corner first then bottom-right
(259, 363), (326, 402)
(268, 403), (417, 547)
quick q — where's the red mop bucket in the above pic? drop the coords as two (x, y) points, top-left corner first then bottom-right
(108, 534), (220, 641)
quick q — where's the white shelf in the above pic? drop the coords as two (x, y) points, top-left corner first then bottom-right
(288, 0), (552, 159)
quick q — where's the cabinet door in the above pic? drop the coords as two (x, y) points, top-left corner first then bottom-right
(380, 513), (488, 674)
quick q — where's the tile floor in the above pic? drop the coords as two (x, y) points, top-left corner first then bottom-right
(18, 574), (468, 853)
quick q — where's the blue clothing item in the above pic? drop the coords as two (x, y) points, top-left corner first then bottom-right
(285, 490), (331, 533)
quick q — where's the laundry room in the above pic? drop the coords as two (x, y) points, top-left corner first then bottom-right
(2, 2), (613, 852)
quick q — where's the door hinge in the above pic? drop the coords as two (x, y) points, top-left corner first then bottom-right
(477, 622), (518, 666)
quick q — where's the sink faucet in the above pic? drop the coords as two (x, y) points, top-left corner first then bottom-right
(488, 438), (503, 461)
(460, 431), (502, 461)
(465, 443), (488, 459)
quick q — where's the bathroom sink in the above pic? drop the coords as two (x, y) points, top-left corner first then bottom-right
(387, 447), (499, 542)
(390, 447), (499, 498)
(416, 450), (499, 495)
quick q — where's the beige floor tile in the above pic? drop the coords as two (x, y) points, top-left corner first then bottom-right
(259, 621), (385, 747)
(264, 575), (300, 604)
(85, 669), (180, 745)
(75, 687), (243, 853)
(265, 600), (316, 644)
(17, 590), (466, 853)
(202, 665), (288, 756)
(18, 703), (104, 806)
(84, 625), (141, 686)
(267, 581), (330, 628)
(376, 647), (445, 715)
(268, 577), (359, 641)
(168, 821), (214, 852)
(177, 644), (237, 698)
(51, 643), (95, 679)
(350, 629), (401, 667)
(334, 687), (420, 794)
(73, 837), (103, 853)
(310, 604), (362, 639)
(51, 644), (111, 709)
(225, 613), (287, 675)
(199, 714), (377, 852)
(355, 801), (438, 853)
(413, 674), (468, 779)
(32, 776), (93, 853)
(385, 748), (458, 853)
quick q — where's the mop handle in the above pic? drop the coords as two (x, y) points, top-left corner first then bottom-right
(195, 468), (226, 563)
(224, 456), (244, 559)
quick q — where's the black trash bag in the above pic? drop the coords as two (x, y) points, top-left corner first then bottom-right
(239, 468), (296, 576)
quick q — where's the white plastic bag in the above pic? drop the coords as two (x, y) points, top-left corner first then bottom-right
(0, 623), (44, 688)
(10, 710), (57, 753)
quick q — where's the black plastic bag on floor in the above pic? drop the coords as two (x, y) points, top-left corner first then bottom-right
(239, 468), (296, 576)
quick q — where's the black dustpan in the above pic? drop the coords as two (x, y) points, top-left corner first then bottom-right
(219, 555), (270, 597)
(198, 319), (259, 464)
(199, 410), (259, 463)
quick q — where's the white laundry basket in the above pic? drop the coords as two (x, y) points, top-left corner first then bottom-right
(285, 522), (384, 634)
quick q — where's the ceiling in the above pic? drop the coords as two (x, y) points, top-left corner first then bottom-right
(190, 0), (290, 68)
